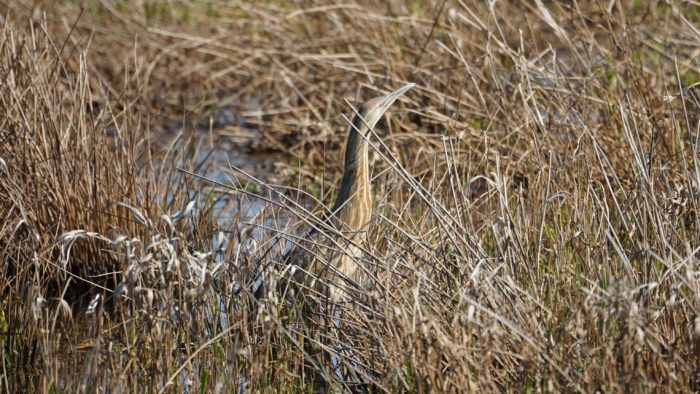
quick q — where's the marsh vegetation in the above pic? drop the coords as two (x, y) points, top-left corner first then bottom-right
(2, 1), (700, 392)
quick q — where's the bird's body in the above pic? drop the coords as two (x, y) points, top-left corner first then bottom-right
(282, 84), (414, 303)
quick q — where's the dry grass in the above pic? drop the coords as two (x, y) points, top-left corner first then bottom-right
(2, 0), (700, 392)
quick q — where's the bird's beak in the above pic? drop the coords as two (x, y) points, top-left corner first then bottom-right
(375, 83), (415, 115)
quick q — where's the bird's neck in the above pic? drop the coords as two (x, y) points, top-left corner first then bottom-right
(332, 125), (372, 231)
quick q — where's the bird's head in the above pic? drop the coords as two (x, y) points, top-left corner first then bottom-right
(354, 83), (415, 136)
(334, 82), (415, 219)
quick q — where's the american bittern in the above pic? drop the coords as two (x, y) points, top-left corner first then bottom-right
(281, 83), (414, 303)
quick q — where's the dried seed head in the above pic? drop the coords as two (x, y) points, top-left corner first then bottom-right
(32, 296), (46, 321)
(85, 294), (100, 316)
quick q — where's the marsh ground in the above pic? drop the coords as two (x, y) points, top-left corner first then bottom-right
(2, 1), (700, 392)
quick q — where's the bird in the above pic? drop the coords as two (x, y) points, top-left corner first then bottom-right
(279, 83), (415, 304)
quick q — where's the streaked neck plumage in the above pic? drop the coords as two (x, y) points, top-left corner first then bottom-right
(328, 83), (414, 234)
(331, 116), (372, 232)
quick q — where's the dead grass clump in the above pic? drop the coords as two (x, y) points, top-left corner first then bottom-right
(0, 16), (220, 391)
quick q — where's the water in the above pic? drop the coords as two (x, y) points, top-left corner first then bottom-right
(155, 103), (288, 226)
